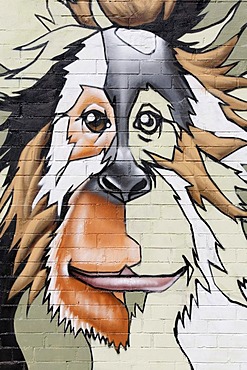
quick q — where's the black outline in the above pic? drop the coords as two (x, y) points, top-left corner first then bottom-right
(0, 5), (246, 369)
(179, 2), (242, 52)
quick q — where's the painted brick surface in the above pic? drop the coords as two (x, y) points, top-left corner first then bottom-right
(0, 1), (247, 369)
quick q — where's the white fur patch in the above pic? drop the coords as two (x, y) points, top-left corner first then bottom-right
(177, 283), (247, 370)
(186, 75), (247, 141)
(155, 168), (223, 280)
(155, 167), (247, 369)
(56, 32), (107, 114)
(33, 115), (106, 215)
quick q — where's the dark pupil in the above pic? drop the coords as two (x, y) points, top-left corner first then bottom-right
(82, 110), (110, 133)
(134, 111), (161, 135)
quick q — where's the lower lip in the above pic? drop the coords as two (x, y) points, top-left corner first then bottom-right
(69, 265), (186, 293)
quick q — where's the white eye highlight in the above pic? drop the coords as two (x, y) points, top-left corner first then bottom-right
(80, 109), (112, 133)
(140, 114), (150, 124)
(87, 112), (97, 122)
(133, 110), (163, 136)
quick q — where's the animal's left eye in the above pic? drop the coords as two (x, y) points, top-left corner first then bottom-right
(133, 111), (162, 136)
(81, 110), (111, 133)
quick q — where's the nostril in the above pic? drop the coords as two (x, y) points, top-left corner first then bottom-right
(130, 178), (148, 193)
(100, 176), (121, 192)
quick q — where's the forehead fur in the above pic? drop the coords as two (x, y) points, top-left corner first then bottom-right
(103, 28), (194, 131)
(56, 29), (157, 114)
(55, 28), (194, 131)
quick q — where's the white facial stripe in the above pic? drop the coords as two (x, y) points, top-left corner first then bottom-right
(56, 32), (107, 114)
(47, 153), (105, 215)
(186, 75), (247, 141)
(33, 116), (73, 210)
(32, 115), (106, 215)
(155, 167), (223, 282)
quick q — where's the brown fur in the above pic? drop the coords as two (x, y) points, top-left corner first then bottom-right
(175, 34), (247, 129)
(68, 0), (175, 27)
(150, 127), (247, 219)
(2, 120), (246, 309)
(0, 123), (57, 304)
(0, 33), (246, 345)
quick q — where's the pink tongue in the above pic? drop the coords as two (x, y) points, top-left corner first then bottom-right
(69, 266), (186, 293)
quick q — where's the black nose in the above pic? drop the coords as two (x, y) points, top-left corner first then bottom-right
(98, 149), (151, 202)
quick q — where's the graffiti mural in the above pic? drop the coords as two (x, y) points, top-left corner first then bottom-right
(0, 0), (247, 369)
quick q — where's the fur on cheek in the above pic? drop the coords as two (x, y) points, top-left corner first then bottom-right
(46, 229), (130, 350)
(50, 274), (129, 347)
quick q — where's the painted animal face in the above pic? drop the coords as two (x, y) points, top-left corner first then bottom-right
(5, 27), (246, 359)
(32, 28), (193, 349)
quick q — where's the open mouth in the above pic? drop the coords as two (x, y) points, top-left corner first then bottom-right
(69, 264), (187, 293)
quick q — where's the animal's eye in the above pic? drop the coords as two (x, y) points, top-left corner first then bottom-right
(133, 111), (162, 136)
(81, 110), (111, 133)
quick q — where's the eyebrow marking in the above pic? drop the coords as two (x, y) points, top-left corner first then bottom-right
(138, 103), (162, 115)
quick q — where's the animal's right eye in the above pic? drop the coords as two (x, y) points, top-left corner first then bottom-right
(81, 110), (111, 134)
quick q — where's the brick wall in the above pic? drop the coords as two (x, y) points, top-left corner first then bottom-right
(0, 1), (247, 369)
